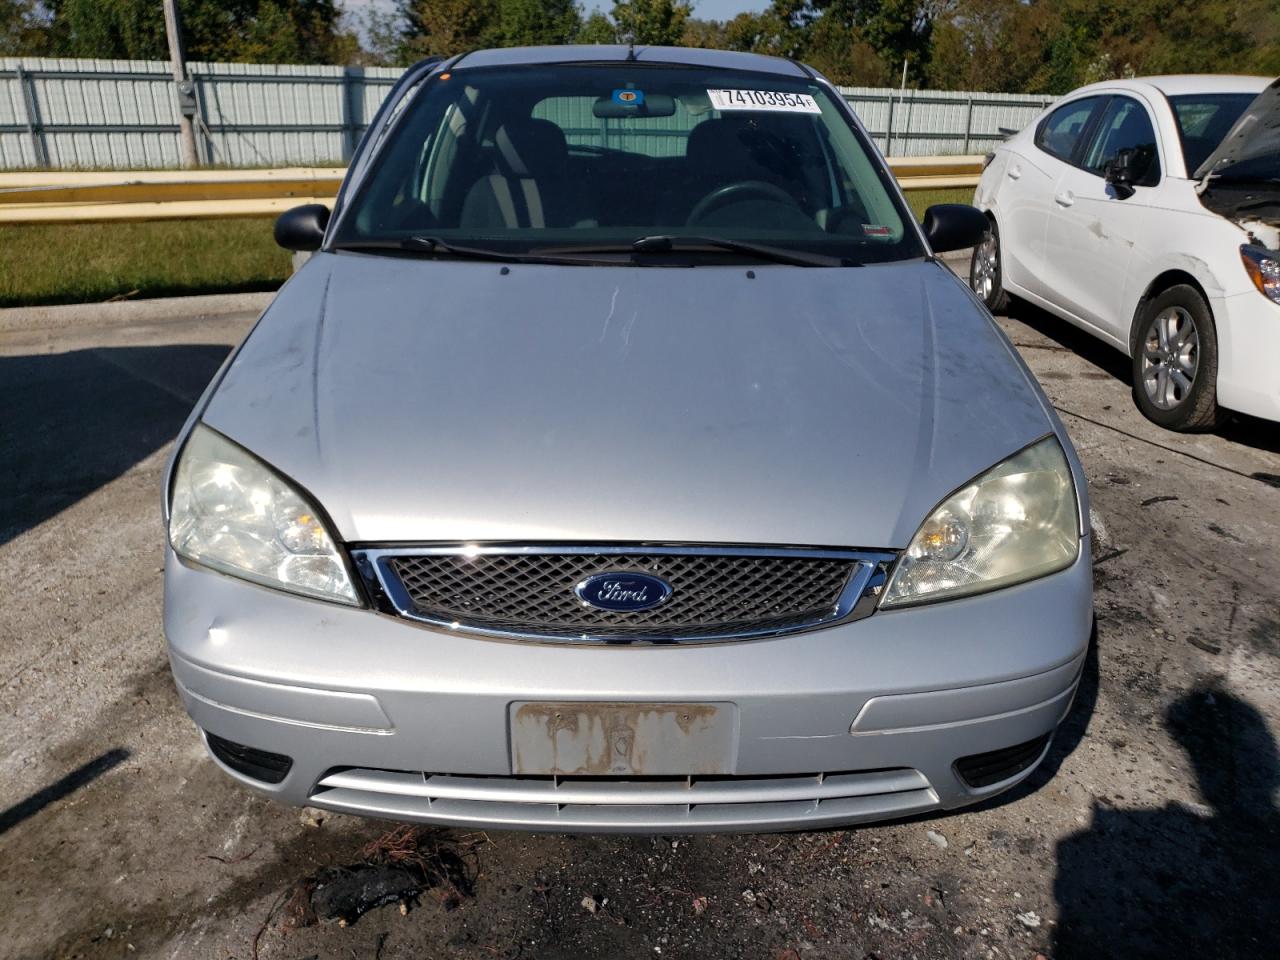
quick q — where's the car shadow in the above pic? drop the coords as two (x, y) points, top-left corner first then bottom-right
(1052, 684), (1280, 958)
(1005, 298), (1280, 457)
(0, 344), (231, 546)
(1218, 413), (1280, 457)
(1004, 298), (1132, 384)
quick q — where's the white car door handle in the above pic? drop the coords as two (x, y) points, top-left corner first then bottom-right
(1054, 191), (1074, 207)
(1007, 165), (1022, 180)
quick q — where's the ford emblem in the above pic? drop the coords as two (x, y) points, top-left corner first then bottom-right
(575, 572), (672, 612)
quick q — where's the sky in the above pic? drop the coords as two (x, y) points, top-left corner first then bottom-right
(336, 0), (773, 30)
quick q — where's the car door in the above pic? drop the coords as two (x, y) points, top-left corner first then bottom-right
(999, 96), (1106, 298)
(1041, 94), (1163, 340)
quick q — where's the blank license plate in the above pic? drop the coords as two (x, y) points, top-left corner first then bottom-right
(510, 702), (737, 776)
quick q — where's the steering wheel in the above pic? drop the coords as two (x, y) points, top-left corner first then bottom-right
(686, 180), (798, 226)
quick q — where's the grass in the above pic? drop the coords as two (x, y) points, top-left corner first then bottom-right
(902, 186), (976, 221)
(0, 189), (976, 308)
(0, 218), (292, 308)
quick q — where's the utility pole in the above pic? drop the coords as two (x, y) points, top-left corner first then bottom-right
(163, 0), (200, 168)
(893, 57), (909, 157)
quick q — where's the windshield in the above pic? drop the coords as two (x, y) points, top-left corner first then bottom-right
(332, 63), (923, 265)
(1169, 93), (1257, 175)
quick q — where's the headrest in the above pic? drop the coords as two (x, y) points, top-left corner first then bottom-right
(685, 117), (755, 170)
(494, 118), (568, 179)
(685, 116), (805, 180)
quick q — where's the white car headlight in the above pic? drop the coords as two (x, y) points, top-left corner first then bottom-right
(881, 436), (1080, 607)
(168, 424), (359, 605)
(1240, 245), (1280, 305)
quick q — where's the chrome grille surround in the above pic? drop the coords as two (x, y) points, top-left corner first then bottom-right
(352, 544), (897, 644)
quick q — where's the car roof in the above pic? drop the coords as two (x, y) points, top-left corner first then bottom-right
(452, 44), (810, 78)
(1066, 74), (1271, 99)
(1140, 74), (1271, 96)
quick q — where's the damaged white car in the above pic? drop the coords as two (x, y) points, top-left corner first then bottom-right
(972, 75), (1280, 430)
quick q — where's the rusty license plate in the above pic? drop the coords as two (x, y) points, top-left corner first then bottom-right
(510, 701), (737, 776)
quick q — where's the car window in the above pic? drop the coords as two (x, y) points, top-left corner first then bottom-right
(1168, 93), (1257, 174)
(332, 64), (924, 265)
(1082, 96), (1160, 184)
(1035, 97), (1104, 162)
(531, 95), (706, 159)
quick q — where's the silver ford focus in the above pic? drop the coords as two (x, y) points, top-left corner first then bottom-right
(163, 45), (1093, 833)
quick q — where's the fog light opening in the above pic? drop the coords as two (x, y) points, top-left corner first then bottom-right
(205, 730), (294, 784)
(954, 733), (1051, 789)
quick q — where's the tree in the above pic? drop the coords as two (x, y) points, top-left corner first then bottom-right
(720, 6), (806, 58)
(398, 0), (499, 58)
(43, 0), (167, 59)
(37, 0), (350, 63)
(802, 0), (937, 85)
(611, 0), (692, 46)
(357, 2), (408, 64)
(7, 0), (1279, 91)
(196, 0), (351, 63)
(925, 0), (1046, 93)
(497, 0), (579, 47)
(804, 16), (896, 86)
(0, 0), (50, 55)
(577, 10), (617, 43)
(680, 17), (726, 49)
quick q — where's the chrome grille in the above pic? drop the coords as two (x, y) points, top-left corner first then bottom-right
(356, 545), (895, 643)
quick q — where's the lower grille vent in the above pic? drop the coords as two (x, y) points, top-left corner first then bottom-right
(310, 766), (938, 831)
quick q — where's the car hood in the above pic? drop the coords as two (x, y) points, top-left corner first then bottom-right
(1194, 77), (1280, 182)
(201, 253), (1055, 549)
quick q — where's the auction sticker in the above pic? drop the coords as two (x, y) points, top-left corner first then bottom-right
(708, 89), (821, 113)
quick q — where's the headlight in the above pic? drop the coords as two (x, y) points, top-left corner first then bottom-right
(1241, 245), (1280, 304)
(168, 424), (359, 604)
(881, 436), (1080, 607)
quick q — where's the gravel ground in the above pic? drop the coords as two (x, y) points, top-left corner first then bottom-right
(2, 286), (1278, 960)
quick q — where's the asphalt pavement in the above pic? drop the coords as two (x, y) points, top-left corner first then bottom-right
(2, 282), (1278, 960)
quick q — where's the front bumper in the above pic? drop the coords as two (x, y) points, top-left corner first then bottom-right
(1216, 289), (1280, 422)
(164, 544), (1093, 832)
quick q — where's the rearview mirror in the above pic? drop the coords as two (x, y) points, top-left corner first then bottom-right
(592, 92), (676, 118)
(921, 203), (987, 254)
(274, 203), (330, 252)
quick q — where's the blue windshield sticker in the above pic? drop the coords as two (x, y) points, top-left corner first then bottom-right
(612, 89), (645, 107)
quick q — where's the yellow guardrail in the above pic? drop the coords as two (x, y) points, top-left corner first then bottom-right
(0, 168), (344, 224)
(0, 157), (982, 225)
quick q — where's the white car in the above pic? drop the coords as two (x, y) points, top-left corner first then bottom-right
(971, 75), (1279, 430)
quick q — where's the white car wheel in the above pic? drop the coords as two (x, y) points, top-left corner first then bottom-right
(1130, 285), (1224, 432)
(969, 221), (1009, 312)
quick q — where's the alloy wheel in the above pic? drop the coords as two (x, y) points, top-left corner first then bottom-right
(972, 234), (998, 301)
(1140, 306), (1199, 410)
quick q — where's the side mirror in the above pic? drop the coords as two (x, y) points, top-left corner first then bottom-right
(274, 203), (330, 252)
(1104, 148), (1139, 198)
(922, 203), (988, 254)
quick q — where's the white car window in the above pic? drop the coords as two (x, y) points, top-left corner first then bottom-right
(1169, 93), (1256, 174)
(1082, 97), (1160, 184)
(1034, 97), (1104, 163)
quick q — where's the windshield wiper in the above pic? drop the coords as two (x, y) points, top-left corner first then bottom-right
(331, 237), (512, 260)
(330, 236), (612, 265)
(634, 235), (853, 267)
(538, 235), (856, 267)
